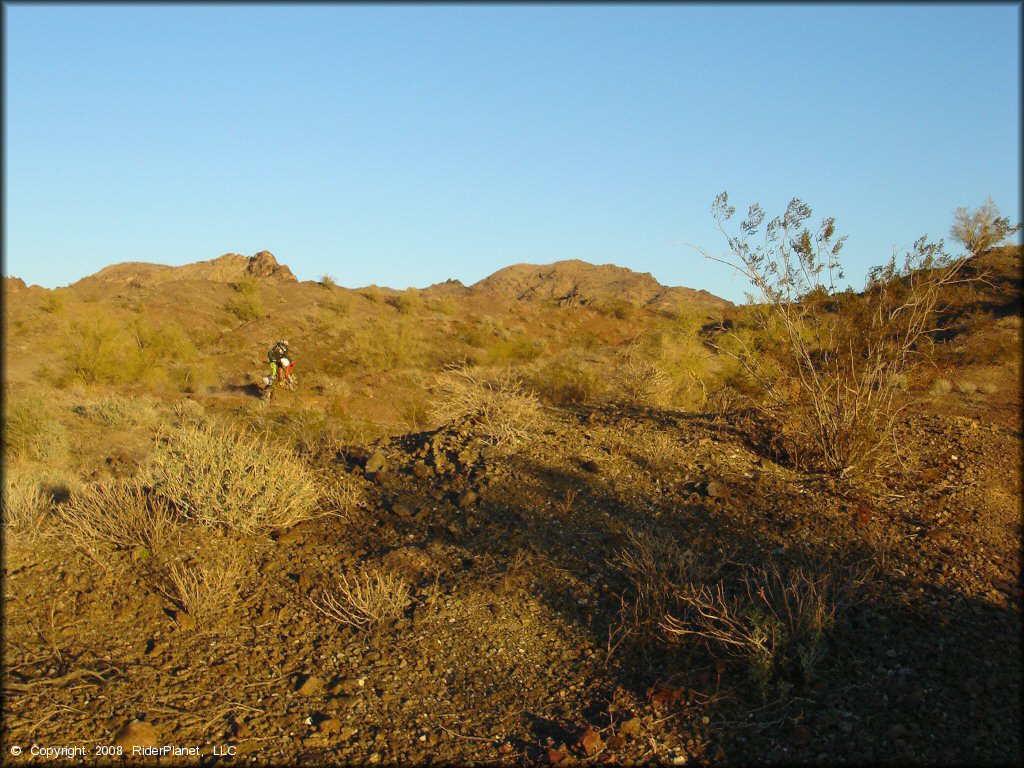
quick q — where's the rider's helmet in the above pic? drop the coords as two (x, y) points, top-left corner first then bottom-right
(280, 340), (289, 348)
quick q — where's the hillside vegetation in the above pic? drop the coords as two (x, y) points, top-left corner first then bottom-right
(2, 220), (1021, 765)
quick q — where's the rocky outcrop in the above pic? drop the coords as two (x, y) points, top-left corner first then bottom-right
(245, 251), (297, 282)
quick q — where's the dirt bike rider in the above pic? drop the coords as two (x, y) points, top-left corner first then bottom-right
(266, 339), (293, 387)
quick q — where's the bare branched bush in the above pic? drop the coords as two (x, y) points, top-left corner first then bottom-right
(56, 480), (178, 552)
(311, 567), (409, 631)
(429, 366), (542, 448)
(693, 192), (975, 475)
(660, 556), (873, 696)
(147, 420), (319, 533)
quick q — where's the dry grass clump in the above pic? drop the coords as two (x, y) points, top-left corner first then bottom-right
(72, 392), (159, 428)
(56, 480), (178, 552)
(311, 567), (410, 631)
(2, 391), (69, 463)
(429, 365), (543, 448)
(154, 546), (251, 620)
(615, 528), (872, 696)
(613, 528), (699, 645)
(147, 420), (319, 533)
(172, 397), (209, 426)
(2, 477), (52, 541)
(316, 470), (366, 520)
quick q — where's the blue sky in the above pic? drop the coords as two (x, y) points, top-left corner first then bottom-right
(4, 3), (1020, 302)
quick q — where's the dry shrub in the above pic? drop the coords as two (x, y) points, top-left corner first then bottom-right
(316, 470), (366, 520)
(530, 359), (603, 405)
(147, 420), (319, 533)
(56, 480), (178, 552)
(429, 366), (542, 448)
(611, 339), (673, 407)
(311, 567), (409, 631)
(154, 546), (250, 619)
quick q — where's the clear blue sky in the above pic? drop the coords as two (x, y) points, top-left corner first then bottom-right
(4, 3), (1020, 302)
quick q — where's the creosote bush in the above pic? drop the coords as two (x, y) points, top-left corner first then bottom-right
(950, 196), (1021, 256)
(147, 420), (319, 533)
(429, 365), (542, 448)
(695, 192), (973, 476)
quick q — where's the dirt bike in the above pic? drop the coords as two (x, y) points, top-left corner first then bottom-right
(260, 359), (298, 402)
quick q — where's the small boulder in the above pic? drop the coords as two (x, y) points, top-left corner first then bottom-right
(296, 674), (324, 696)
(579, 729), (603, 755)
(113, 720), (159, 750)
(365, 451), (387, 474)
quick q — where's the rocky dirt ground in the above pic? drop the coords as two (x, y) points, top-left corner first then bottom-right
(3, 388), (1020, 766)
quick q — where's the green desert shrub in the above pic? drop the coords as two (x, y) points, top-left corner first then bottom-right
(696, 192), (974, 475)
(394, 288), (424, 315)
(226, 292), (263, 322)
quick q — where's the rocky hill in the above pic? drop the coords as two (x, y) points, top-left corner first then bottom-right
(71, 250), (297, 289)
(470, 259), (730, 310)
